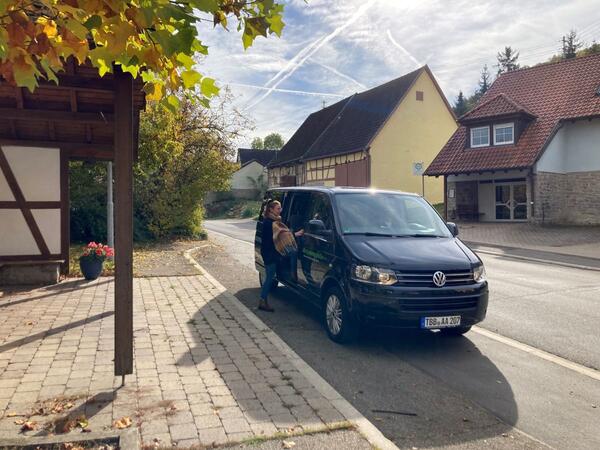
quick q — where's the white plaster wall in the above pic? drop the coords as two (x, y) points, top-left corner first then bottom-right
(32, 209), (61, 254)
(2, 146), (60, 201)
(232, 161), (265, 189)
(535, 119), (600, 173)
(0, 171), (15, 201)
(0, 210), (40, 255)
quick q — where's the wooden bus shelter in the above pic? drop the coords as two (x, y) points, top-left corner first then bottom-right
(0, 60), (146, 377)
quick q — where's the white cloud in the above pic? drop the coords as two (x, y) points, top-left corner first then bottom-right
(196, 0), (600, 146)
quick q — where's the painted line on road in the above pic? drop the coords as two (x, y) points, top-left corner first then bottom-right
(205, 229), (600, 382)
(470, 247), (600, 272)
(205, 228), (254, 245)
(473, 326), (600, 382)
(184, 246), (399, 450)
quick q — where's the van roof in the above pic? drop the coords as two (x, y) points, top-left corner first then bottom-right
(267, 186), (421, 197)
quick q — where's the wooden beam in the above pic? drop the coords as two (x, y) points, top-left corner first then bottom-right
(0, 139), (113, 157)
(113, 67), (134, 378)
(0, 201), (61, 208)
(70, 90), (78, 113)
(444, 175), (448, 221)
(0, 107), (113, 124)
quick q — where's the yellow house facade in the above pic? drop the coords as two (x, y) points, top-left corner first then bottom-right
(268, 66), (456, 205)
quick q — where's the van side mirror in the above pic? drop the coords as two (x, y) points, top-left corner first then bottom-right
(308, 219), (326, 234)
(447, 222), (459, 237)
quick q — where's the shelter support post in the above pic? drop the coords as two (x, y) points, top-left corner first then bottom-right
(114, 68), (134, 378)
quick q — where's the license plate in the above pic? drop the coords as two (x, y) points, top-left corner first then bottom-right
(421, 315), (461, 329)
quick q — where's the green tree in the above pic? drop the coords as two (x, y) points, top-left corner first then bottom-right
(496, 46), (520, 74)
(562, 30), (583, 59)
(453, 91), (469, 117)
(0, 0), (285, 109)
(263, 132), (285, 149)
(70, 93), (244, 241)
(478, 64), (492, 96)
(251, 137), (264, 149)
(579, 41), (600, 57)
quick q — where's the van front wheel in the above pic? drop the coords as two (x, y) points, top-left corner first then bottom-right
(323, 286), (357, 344)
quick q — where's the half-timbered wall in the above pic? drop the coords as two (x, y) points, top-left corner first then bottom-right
(305, 151), (366, 186)
(0, 145), (67, 267)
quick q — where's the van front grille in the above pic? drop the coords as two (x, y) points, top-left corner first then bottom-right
(401, 295), (480, 312)
(394, 270), (474, 287)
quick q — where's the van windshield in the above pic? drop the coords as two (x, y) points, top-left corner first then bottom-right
(335, 192), (452, 238)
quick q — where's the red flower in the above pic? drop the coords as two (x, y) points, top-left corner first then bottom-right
(95, 248), (103, 256)
(88, 242), (98, 248)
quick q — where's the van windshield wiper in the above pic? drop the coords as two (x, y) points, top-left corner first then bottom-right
(344, 232), (396, 237)
(400, 234), (446, 238)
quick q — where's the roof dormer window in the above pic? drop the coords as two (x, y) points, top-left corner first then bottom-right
(470, 126), (490, 148)
(493, 122), (515, 145)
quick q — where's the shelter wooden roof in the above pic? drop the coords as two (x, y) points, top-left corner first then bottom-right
(0, 59), (145, 160)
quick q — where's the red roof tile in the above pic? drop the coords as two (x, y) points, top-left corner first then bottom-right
(458, 93), (536, 122)
(426, 53), (600, 175)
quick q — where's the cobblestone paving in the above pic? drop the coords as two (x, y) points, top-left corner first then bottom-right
(458, 222), (600, 258)
(0, 275), (349, 447)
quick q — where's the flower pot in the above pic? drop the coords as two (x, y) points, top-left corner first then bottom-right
(79, 257), (104, 280)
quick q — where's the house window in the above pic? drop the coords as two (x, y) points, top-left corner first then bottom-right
(493, 123), (514, 145)
(470, 126), (490, 148)
(416, 91), (424, 101)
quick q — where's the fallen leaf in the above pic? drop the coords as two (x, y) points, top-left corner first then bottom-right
(7, 412), (17, 417)
(14, 419), (25, 425)
(113, 416), (132, 429)
(20, 420), (36, 431)
(282, 441), (296, 449)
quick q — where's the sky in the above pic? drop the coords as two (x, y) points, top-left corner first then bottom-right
(197, 0), (600, 148)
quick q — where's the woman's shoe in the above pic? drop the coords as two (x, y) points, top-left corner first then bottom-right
(258, 299), (275, 312)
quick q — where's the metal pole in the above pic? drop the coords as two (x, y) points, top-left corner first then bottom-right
(107, 161), (114, 253)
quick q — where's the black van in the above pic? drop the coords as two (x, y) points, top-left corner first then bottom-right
(255, 187), (488, 343)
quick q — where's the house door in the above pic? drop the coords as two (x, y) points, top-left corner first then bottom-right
(495, 183), (527, 221)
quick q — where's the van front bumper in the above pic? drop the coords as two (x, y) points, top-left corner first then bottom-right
(347, 280), (488, 328)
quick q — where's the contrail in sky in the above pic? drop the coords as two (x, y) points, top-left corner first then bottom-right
(225, 82), (345, 98)
(387, 29), (422, 68)
(311, 61), (367, 90)
(244, 0), (379, 110)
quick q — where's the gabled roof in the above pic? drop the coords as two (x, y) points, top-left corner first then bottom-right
(458, 93), (536, 123)
(237, 148), (278, 167)
(426, 53), (600, 176)
(270, 66), (451, 167)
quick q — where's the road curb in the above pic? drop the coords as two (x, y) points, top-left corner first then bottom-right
(466, 243), (600, 272)
(183, 247), (399, 450)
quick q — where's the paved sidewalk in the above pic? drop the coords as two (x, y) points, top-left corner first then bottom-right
(0, 274), (374, 448)
(458, 222), (600, 259)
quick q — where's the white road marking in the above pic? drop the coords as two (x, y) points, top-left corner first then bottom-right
(473, 326), (600, 382)
(206, 228), (600, 383)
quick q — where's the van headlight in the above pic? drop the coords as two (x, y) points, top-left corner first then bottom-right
(473, 264), (486, 283)
(353, 265), (397, 285)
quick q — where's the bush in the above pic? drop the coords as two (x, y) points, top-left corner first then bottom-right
(69, 98), (241, 242)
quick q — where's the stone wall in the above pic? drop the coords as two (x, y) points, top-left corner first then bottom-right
(533, 170), (600, 224)
(446, 181), (457, 220)
(0, 262), (60, 285)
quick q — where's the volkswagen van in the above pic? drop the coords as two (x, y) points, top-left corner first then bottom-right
(255, 187), (488, 343)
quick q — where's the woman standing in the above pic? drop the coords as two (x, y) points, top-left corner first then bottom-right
(260, 199), (303, 312)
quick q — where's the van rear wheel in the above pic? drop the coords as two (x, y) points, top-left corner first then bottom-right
(323, 286), (357, 344)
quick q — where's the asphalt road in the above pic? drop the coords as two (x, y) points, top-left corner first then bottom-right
(202, 219), (600, 449)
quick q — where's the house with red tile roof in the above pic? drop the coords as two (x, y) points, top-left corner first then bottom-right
(426, 53), (600, 224)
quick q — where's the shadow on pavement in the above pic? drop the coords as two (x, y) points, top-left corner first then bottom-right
(229, 284), (519, 449)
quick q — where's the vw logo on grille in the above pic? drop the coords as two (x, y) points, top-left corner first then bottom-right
(432, 271), (446, 287)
